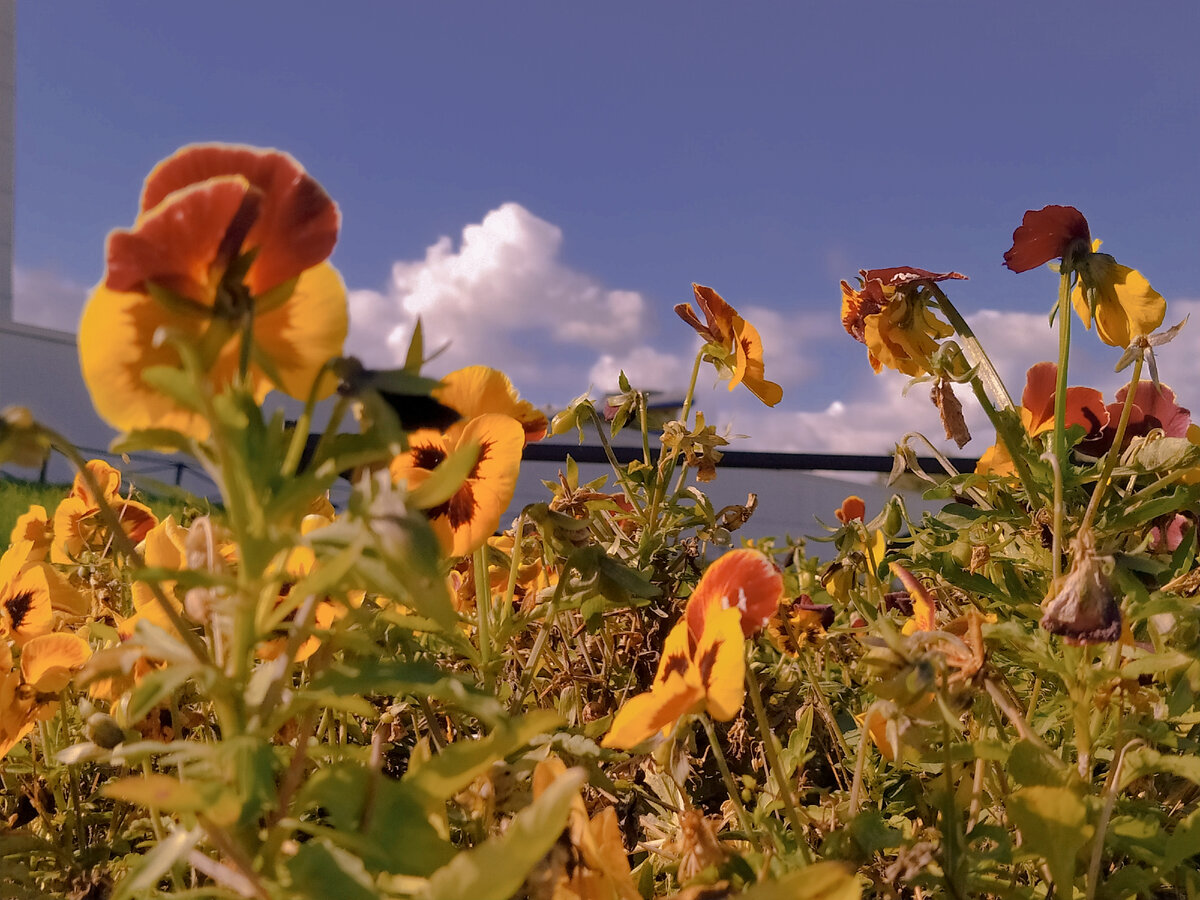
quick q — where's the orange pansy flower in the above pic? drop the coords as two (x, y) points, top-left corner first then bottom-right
(675, 284), (783, 407)
(9, 505), (53, 562)
(79, 143), (347, 438)
(390, 414), (525, 558)
(0, 632), (92, 760)
(602, 549), (780, 750)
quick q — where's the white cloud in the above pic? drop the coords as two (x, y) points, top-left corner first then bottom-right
(346, 203), (652, 398)
(12, 266), (89, 332)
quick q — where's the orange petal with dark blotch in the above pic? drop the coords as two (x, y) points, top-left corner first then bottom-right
(1062, 385), (1109, 438)
(106, 176), (253, 302)
(686, 548), (783, 640)
(140, 144), (339, 295)
(860, 267), (968, 287)
(1003, 205), (1091, 273)
(436, 366), (548, 444)
(693, 606), (745, 720)
(601, 672), (703, 750)
(652, 619), (695, 687)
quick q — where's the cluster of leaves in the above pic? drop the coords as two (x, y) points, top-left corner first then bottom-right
(0, 147), (1198, 900)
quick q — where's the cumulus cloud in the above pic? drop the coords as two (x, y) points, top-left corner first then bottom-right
(346, 203), (653, 398)
(12, 266), (89, 332)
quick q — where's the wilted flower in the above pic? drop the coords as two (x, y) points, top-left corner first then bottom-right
(676, 284), (783, 407)
(840, 267), (964, 377)
(1041, 529), (1122, 644)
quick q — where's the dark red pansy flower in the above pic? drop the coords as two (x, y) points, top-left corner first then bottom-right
(1003, 205), (1092, 273)
(860, 267), (968, 288)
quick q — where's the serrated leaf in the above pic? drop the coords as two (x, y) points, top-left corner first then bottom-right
(1120, 746), (1200, 791)
(417, 767), (585, 900)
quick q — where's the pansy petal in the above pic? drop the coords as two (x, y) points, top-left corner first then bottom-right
(252, 261), (348, 401)
(601, 672), (703, 750)
(140, 144), (340, 295)
(1004, 205), (1091, 273)
(435, 366), (548, 444)
(692, 606), (745, 721)
(20, 633), (92, 692)
(891, 564), (937, 634)
(1020, 362), (1059, 435)
(420, 415), (525, 558)
(691, 284), (737, 345)
(653, 619), (695, 687)
(860, 267), (967, 286)
(107, 176), (253, 303)
(686, 549), (783, 640)
(730, 318), (783, 407)
(78, 285), (237, 438)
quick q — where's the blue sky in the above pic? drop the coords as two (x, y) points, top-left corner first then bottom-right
(14, 2), (1200, 452)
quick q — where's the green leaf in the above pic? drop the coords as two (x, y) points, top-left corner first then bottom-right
(287, 839), (378, 900)
(403, 710), (562, 803)
(417, 766), (585, 900)
(297, 764), (455, 876)
(1006, 739), (1070, 787)
(405, 318), (426, 373)
(310, 660), (505, 726)
(1120, 746), (1200, 791)
(738, 862), (862, 899)
(1007, 785), (1094, 892)
(1162, 807), (1200, 871)
(140, 365), (205, 412)
(110, 826), (202, 900)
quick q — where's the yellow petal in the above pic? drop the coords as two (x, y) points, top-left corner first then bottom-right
(253, 261), (348, 401)
(601, 673), (704, 750)
(436, 366), (548, 444)
(20, 633), (92, 692)
(692, 606), (745, 721)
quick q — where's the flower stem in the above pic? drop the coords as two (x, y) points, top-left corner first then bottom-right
(928, 283), (1014, 410)
(744, 650), (812, 862)
(1081, 351), (1144, 532)
(699, 714), (760, 850)
(1052, 268), (1074, 481)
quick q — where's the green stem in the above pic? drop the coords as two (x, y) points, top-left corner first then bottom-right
(281, 360), (335, 478)
(474, 545), (494, 690)
(1052, 268), (1074, 479)
(699, 714), (760, 850)
(744, 650), (812, 861)
(928, 283), (1015, 410)
(1081, 352), (1144, 532)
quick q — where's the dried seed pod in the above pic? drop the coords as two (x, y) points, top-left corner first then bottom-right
(1040, 529), (1122, 644)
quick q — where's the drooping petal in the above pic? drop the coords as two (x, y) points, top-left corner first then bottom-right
(251, 261), (348, 401)
(689, 284), (737, 346)
(600, 672), (704, 750)
(686, 549), (783, 640)
(730, 317), (783, 407)
(140, 144), (340, 296)
(860, 267), (968, 287)
(1071, 256), (1165, 348)
(892, 564), (937, 634)
(435, 366), (548, 444)
(1003, 205), (1091, 273)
